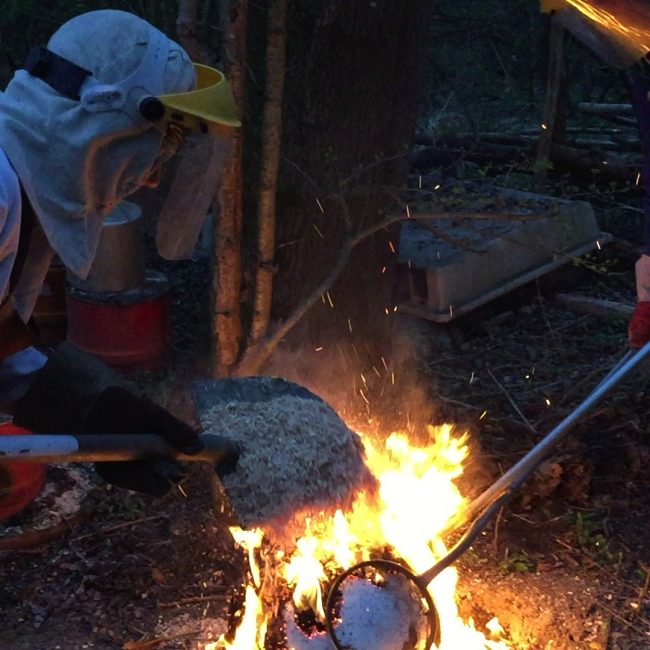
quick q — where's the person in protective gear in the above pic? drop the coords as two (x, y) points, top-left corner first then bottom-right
(540, 0), (650, 349)
(0, 9), (240, 497)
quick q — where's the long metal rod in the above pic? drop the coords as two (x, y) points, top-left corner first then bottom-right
(419, 342), (650, 584)
(0, 433), (232, 464)
(445, 341), (650, 534)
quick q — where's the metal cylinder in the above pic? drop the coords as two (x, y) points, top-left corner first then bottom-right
(68, 201), (145, 293)
(66, 271), (171, 371)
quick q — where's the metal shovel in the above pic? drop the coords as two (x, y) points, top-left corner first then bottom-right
(324, 340), (650, 650)
(0, 376), (329, 466)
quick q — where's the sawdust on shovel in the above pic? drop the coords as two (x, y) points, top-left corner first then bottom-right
(202, 394), (377, 542)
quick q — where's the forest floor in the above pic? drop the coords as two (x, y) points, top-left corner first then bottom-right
(1, 180), (650, 650)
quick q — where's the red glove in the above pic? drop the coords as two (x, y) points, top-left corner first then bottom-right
(629, 302), (650, 348)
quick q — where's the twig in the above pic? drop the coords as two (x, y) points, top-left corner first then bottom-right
(598, 603), (650, 636)
(487, 369), (537, 434)
(123, 631), (202, 650)
(158, 594), (228, 608)
(71, 515), (168, 542)
(0, 512), (88, 550)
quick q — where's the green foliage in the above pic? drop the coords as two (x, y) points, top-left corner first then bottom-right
(499, 550), (536, 575)
(574, 511), (620, 562)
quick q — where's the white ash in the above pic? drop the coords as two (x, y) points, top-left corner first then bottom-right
(332, 574), (430, 650)
(202, 394), (376, 535)
(0, 464), (94, 538)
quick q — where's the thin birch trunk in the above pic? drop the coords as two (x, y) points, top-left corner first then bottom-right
(248, 0), (289, 345)
(212, 0), (247, 376)
(176, 0), (216, 64)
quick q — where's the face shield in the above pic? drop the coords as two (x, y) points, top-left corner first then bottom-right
(146, 126), (232, 259)
(138, 64), (239, 259)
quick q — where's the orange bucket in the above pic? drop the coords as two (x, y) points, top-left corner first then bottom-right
(0, 423), (47, 521)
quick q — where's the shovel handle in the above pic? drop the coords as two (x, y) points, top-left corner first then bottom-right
(0, 433), (233, 464)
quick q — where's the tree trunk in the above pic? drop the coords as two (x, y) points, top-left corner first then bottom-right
(211, 0), (247, 376)
(249, 0), (289, 346)
(176, 0), (217, 64)
(257, 1), (433, 405)
(536, 15), (567, 182)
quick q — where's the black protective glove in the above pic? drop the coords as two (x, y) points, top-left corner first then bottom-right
(12, 342), (205, 497)
(84, 385), (204, 496)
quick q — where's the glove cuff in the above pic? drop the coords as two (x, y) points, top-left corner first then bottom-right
(12, 341), (134, 433)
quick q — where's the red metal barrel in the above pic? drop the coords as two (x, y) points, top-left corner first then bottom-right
(66, 271), (171, 371)
(0, 423), (47, 521)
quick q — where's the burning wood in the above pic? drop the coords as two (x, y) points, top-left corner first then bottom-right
(208, 425), (513, 649)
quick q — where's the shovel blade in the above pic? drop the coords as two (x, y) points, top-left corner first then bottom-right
(191, 376), (322, 429)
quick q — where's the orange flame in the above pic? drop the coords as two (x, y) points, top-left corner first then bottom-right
(208, 424), (511, 649)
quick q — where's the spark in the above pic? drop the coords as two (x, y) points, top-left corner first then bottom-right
(541, 123), (548, 130)
(545, 398), (552, 406)
(321, 294), (326, 304)
(391, 371), (395, 385)
(408, 259), (412, 269)
(381, 266), (387, 274)
(381, 356), (389, 371)
(326, 291), (334, 308)
(596, 240), (602, 250)
(347, 319), (353, 333)
(315, 197), (325, 213)
(359, 389), (370, 405)
(406, 204), (412, 219)
(449, 305), (454, 317)
(312, 224), (324, 239)
(479, 410), (488, 420)
(469, 371), (475, 384)
(393, 305), (398, 312)
(177, 483), (188, 498)
(385, 307), (390, 315)
(636, 172), (641, 186)
(437, 251), (441, 260)
(388, 240), (396, 253)
(418, 175), (422, 189)
(315, 346), (323, 352)
(372, 366), (381, 377)
(434, 184), (441, 190)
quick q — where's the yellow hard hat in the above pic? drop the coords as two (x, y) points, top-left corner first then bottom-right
(159, 64), (241, 137)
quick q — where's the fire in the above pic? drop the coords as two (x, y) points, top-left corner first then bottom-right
(548, 0), (650, 59)
(208, 424), (511, 649)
